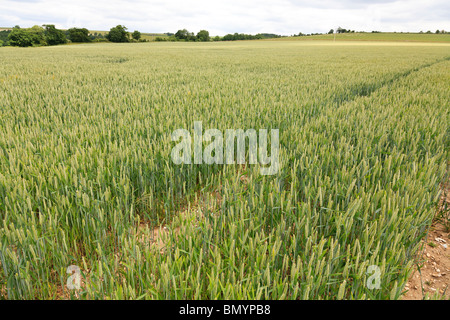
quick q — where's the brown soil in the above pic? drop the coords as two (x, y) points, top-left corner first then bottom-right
(402, 221), (450, 299)
(402, 179), (450, 300)
(137, 188), (223, 251)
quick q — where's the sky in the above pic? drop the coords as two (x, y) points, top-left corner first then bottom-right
(0, 0), (449, 36)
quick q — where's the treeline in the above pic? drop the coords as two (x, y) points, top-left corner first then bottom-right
(2, 25), (66, 47)
(155, 29), (281, 42)
(2, 25), (448, 47)
(1, 25), (146, 47)
(155, 29), (212, 42)
(221, 33), (281, 41)
(295, 27), (449, 37)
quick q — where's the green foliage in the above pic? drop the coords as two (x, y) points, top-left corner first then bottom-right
(0, 30), (11, 46)
(175, 28), (195, 41)
(196, 30), (210, 42)
(258, 33), (281, 39)
(68, 28), (91, 43)
(132, 30), (141, 41)
(92, 38), (108, 42)
(221, 33), (280, 41)
(8, 25), (46, 47)
(106, 25), (129, 43)
(7, 25), (67, 47)
(44, 25), (67, 45)
(337, 27), (350, 33)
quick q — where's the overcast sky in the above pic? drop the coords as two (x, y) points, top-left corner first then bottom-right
(1, 0), (448, 35)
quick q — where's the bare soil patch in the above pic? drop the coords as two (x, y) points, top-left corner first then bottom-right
(402, 177), (450, 300)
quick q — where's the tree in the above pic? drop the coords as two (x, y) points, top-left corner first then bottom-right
(29, 25), (46, 43)
(44, 24), (67, 45)
(8, 28), (33, 47)
(8, 25), (45, 47)
(106, 25), (129, 42)
(337, 27), (351, 34)
(196, 30), (210, 42)
(175, 29), (195, 41)
(132, 30), (141, 41)
(328, 29), (334, 34)
(175, 29), (187, 40)
(0, 30), (11, 45)
(68, 27), (90, 42)
(187, 32), (196, 41)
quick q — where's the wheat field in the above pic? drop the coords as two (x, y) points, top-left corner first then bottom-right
(0, 40), (449, 299)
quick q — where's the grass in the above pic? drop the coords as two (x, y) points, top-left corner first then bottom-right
(274, 32), (450, 43)
(87, 30), (168, 41)
(0, 40), (449, 300)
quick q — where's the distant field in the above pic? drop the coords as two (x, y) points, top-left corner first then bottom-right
(87, 31), (450, 42)
(141, 34), (169, 41)
(274, 32), (450, 42)
(81, 31), (450, 42)
(88, 30), (168, 41)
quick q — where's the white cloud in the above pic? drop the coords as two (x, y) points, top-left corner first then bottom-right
(0, 0), (448, 35)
